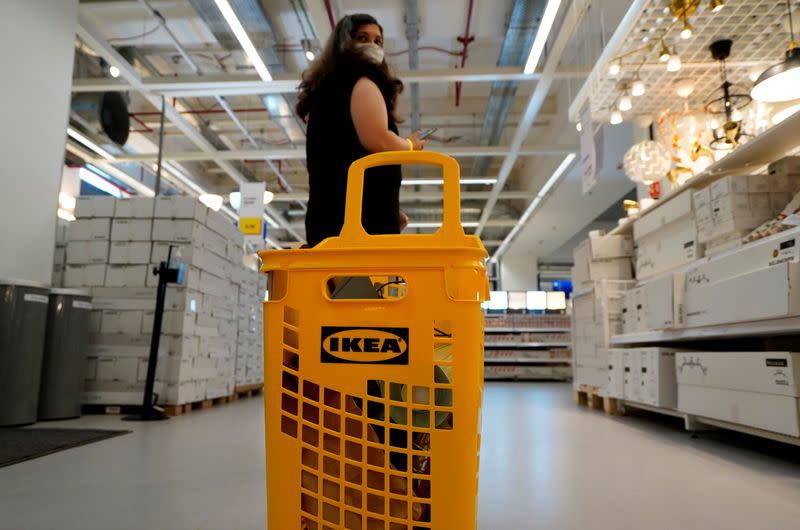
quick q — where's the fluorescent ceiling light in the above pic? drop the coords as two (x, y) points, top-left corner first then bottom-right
(523, 0), (563, 74)
(490, 153), (576, 262)
(401, 178), (497, 186)
(79, 167), (128, 198)
(67, 127), (113, 160)
(199, 193), (224, 211)
(57, 208), (76, 222)
(213, 0), (272, 82)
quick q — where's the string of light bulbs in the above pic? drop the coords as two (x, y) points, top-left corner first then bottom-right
(603, 0), (726, 124)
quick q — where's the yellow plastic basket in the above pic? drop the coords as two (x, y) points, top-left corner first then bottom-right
(260, 151), (489, 530)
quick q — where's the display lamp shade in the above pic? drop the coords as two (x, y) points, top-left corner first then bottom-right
(710, 0), (725, 13)
(680, 20), (693, 40)
(659, 41), (671, 62)
(610, 110), (623, 125)
(623, 140), (673, 185)
(632, 78), (646, 97)
(619, 94), (633, 112)
(609, 61), (621, 76)
(752, 1), (800, 103)
(751, 47), (800, 103)
(667, 54), (682, 72)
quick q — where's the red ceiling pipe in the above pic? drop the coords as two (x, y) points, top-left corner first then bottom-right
(323, 0), (336, 29)
(455, 0), (476, 107)
(130, 107), (269, 117)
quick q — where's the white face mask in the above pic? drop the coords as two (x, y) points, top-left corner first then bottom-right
(355, 42), (385, 64)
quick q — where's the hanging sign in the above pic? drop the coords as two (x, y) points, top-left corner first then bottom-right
(238, 182), (265, 236)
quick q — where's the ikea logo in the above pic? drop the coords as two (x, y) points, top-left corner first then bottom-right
(321, 327), (409, 364)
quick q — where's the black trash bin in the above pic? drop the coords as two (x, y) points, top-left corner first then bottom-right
(38, 288), (93, 421)
(0, 278), (50, 426)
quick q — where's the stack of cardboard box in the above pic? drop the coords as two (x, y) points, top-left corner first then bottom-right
(52, 221), (69, 287)
(66, 196), (264, 406)
(233, 267), (265, 387)
(606, 347), (679, 408)
(571, 233), (634, 288)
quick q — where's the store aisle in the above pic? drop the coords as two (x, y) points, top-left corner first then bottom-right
(1, 383), (799, 530)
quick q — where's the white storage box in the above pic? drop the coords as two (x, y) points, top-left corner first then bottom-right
(634, 189), (703, 279)
(105, 264), (148, 287)
(685, 226), (800, 287)
(151, 219), (204, 243)
(68, 218), (111, 241)
(639, 273), (685, 330)
(85, 357), (98, 381)
(111, 219), (152, 241)
(675, 351), (800, 396)
(151, 241), (202, 264)
(141, 310), (195, 336)
(683, 262), (800, 328)
(205, 209), (234, 237)
(154, 196), (207, 222)
(678, 385), (800, 437)
(637, 348), (678, 408)
(75, 196), (115, 218)
(109, 241), (151, 264)
(622, 350), (640, 402)
(573, 235), (633, 261)
(606, 349), (625, 399)
(66, 241), (109, 265)
(65, 264), (106, 287)
(114, 198), (155, 218)
(201, 226), (228, 258)
(100, 309), (144, 335)
(96, 357), (139, 382)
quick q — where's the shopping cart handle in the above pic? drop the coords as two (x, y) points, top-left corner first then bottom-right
(339, 151), (465, 244)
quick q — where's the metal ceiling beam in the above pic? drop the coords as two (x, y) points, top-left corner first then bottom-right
(70, 66), (589, 96)
(76, 13), (305, 243)
(475, 0), (586, 237)
(109, 144), (575, 162)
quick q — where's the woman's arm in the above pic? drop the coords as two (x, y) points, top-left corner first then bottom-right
(351, 77), (425, 152)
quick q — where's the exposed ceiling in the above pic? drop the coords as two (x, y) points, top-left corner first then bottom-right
(71, 0), (788, 269)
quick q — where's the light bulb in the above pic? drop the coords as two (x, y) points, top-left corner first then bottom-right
(610, 110), (623, 125)
(710, 119), (720, 129)
(619, 94), (633, 112)
(710, 0), (725, 13)
(675, 79), (695, 98)
(680, 21), (693, 40)
(731, 109), (743, 121)
(667, 54), (682, 72)
(632, 79), (646, 97)
(576, 122), (583, 132)
(659, 42), (671, 62)
(109, 65), (120, 78)
(304, 50), (315, 61)
(609, 62), (621, 76)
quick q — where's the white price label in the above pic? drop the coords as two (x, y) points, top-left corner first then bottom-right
(24, 293), (49, 304)
(73, 300), (93, 310)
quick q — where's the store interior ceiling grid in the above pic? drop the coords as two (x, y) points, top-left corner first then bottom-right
(587, 0), (796, 121)
(70, 0), (792, 262)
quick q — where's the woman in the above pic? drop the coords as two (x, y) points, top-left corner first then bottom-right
(297, 13), (426, 247)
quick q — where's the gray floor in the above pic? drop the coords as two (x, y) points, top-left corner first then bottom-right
(1, 383), (800, 529)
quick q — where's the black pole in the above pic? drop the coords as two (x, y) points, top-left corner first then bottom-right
(123, 246), (174, 421)
(154, 95), (166, 195)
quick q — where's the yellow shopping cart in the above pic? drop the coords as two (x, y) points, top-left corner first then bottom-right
(260, 150), (489, 529)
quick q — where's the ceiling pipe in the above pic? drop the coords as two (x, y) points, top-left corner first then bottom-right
(471, 0), (546, 178)
(476, 0), (588, 238)
(136, 0), (302, 205)
(404, 0), (421, 132)
(454, 0), (476, 107)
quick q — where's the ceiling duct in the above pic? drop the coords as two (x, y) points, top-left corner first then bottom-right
(188, 0), (306, 144)
(70, 92), (130, 146)
(471, 0), (545, 177)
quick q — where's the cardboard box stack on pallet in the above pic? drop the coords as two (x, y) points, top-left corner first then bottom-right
(66, 196), (264, 407)
(52, 221), (69, 287)
(570, 233), (635, 390)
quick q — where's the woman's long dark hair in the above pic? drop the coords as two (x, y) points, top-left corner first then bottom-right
(296, 14), (404, 123)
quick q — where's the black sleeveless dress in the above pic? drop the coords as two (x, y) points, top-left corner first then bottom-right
(304, 62), (402, 247)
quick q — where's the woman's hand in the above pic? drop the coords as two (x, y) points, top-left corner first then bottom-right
(407, 130), (427, 151)
(399, 209), (409, 232)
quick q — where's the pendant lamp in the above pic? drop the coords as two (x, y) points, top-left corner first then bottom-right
(751, 0), (800, 103)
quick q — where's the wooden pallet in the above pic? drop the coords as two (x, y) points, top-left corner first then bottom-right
(603, 396), (623, 416)
(162, 395), (233, 416)
(82, 404), (142, 416)
(574, 385), (603, 411)
(230, 383), (264, 401)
